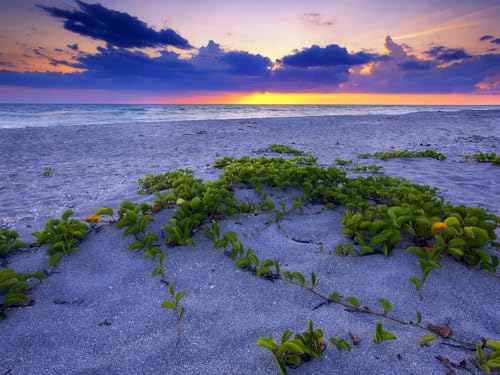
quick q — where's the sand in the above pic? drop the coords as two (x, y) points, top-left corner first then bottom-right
(0, 110), (499, 374)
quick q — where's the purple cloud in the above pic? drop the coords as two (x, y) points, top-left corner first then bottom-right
(425, 46), (471, 62)
(480, 35), (494, 41)
(39, 1), (192, 49)
(281, 44), (374, 68)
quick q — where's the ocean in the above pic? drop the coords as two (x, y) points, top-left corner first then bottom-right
(0, 104), (498, 129)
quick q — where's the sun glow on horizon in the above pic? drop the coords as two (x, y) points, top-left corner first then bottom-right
(162, 92), (500, 105)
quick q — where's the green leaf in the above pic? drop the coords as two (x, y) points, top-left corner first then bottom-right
(48, 252), (63, 267)
(96, 207), (114, 217)
(310, 272), (317, 287)
(409, 276), (422, 291)
(61, 210), (74, 221)
(292, 272), (306, 286)
(283, 341), (305, 354)
(345, 296), (360, 308)
(329, 338), (351, 352)
(286, 354), (302, 367)
(418, 335), (436, 346)
(175, 291), (186, 303)
(416, 311), (422, 324)
(161, 301), (176, 309)
(256, 337), (276, 352)
(329, 291), (340, 301)
(179, 306), (185, 320)
(377, 298), (392, 314)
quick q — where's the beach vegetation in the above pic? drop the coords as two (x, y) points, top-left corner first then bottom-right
(256, 320), (326, 375)
(42, 167), (53, 177)
(348, 164), (383, 173)
(359, 150), (446, 161)
(464, 153), (500, 165)
(475, 340), (500, 373)
(329, 337), (352, 352)
(32, 210), (88, 267)
(373, 322), (397, 343)
(268, 144), (305, 155)
(334, 158), (353, 166)
(290, 155), (318, 165)
(161, 283), (186, 345)
(95, 207), (116, 222)
(0, 229), (26, 258)
(213, 156), (236, 168)
(0, 268), (44, 319)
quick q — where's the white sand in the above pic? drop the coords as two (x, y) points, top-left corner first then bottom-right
(0, 110), (499, 374)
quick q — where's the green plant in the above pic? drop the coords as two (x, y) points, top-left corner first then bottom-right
(0, 229), (26, 258)
(475, 340), (500, 373)
(348, 165), (383, 173)
(161, 283), (187, 345)
(256, 320), (326, 375)
(0, 268), (44, 319)
(290, 155), (318, 165)
(359, 149), (446, 161)
(95, 207), (116, 222)
(464, 153), (500, 165)
(329, 337), (352, 352)
(268, 144), (305, 155)
(373, 322), (397, 343)
(213, 156), (236, 168)
(43, 167), (53, 177)
(32, 210), (89, 267)
(335, 158), (353, 166)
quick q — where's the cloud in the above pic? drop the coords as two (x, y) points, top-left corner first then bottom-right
(39, 0), (192, 49)
(398, 61), (433, 70)
(491, 38), (500, 45)
(281, 44), (374, 68)
(303, 13), (335, 27)
(3, 0), (500, 97)
(480, 35), (494, 41)
(346, 36), (500, 94)
(425, 45), (471, 62)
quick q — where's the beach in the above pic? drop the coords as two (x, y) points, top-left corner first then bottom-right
(1, 110), (499, 374)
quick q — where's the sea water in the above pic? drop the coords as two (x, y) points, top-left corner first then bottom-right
(0, 103), (498, 129)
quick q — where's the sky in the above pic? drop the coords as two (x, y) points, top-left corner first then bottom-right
(0, 0), (499, 104)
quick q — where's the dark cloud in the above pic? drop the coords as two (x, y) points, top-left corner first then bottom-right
(39, 0), (192, 49)
(398, 61), (433, 70)
(67, 43), (79, 51)
(54, 48), (63, 52)
(425, 46), (471, 62)
(480, 35), (494, 41)
(282, 44), (374, 68)
(491, 38), (500, 45)
(221, 51), (271, 75)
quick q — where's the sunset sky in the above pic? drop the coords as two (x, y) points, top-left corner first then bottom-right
(0, 0), (499, 104)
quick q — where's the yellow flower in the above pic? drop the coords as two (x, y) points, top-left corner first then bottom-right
(85, 215), (101, 223)
(431, 222), (448, 236)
